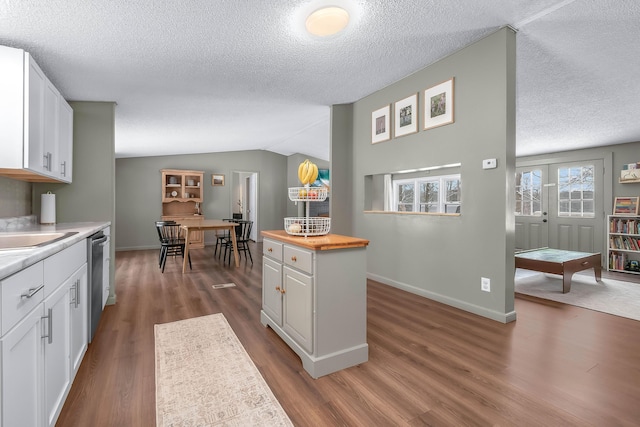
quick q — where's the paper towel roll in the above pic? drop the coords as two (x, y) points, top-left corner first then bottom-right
(41, 192), (56, 224)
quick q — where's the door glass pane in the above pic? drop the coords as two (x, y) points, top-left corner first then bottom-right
(557, 164), (595, 217)
(515, 169), (542, 216)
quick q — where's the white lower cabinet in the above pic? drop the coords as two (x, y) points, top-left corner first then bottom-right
(0, 239), (88, 427)
(282, 266), (313, 353)
(261, 235), (368, 378)
(69, 264), (88, 377)
(1, 305), (44, 427)
(43, 277), (72, 427)
(262, 257), (282, 324)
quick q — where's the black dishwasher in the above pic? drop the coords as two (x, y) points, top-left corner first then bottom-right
(87, 231), (107, 342)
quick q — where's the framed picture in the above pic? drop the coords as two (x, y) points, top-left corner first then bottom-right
(613, 197), (639, 215)
(424, 77), (455, 130)
(394, 93), (418, 138)
(371, 104), (391, 144)
(211, 174), (225, 186)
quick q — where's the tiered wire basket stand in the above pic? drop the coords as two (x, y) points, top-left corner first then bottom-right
(285, 186), (330, 237)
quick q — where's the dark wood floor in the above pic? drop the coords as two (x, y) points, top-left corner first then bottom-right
(57, 242), (640, 426)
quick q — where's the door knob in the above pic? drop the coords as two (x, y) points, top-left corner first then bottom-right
(543, 219), (548, 222)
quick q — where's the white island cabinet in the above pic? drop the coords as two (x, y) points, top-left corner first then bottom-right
(0, 239), (87, 427)
(260, 230), (369, 378)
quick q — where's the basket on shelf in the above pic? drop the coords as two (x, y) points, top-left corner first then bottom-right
(284, 217), (330, 236)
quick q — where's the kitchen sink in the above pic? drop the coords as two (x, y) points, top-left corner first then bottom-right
(0, 231), (79, 250)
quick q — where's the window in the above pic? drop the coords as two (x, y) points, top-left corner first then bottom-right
(557, 165), (594, 217)
(515, 169), (542, 216)
(393, 174), (461, 213)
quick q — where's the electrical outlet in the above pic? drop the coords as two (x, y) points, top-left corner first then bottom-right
(481, 277), (491, 292)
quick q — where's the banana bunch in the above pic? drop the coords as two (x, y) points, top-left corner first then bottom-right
(297, 159), (318, 185)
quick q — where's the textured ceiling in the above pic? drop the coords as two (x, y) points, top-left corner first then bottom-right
(1, 0), (639, 160)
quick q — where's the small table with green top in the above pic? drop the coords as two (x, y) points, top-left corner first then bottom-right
(515, 247), (602, 293)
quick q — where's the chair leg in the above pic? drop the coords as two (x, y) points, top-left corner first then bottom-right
(247, 245), (253, 264)
(160, 247), (168, 273)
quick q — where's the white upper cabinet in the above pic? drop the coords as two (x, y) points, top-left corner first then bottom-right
(58, 99), (73, 182)
(0, 45), (73, 183)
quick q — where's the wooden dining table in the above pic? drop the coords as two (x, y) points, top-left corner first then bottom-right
(180, 219), (239, 272)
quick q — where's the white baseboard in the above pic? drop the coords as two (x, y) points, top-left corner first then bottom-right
(367, 272), (517, 323)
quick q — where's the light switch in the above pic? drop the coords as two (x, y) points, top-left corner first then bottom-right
(482, 158), (497, 169)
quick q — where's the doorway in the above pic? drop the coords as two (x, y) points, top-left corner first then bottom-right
(231, 171), (259, 241)
(516, 157), (607, 261)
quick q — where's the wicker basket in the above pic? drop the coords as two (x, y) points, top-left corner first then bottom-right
(288, 187), (328, 202)
(284, 217), (330, 236)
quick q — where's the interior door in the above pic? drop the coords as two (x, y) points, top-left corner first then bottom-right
(547, 160), (604, 254)
(515, 166), (549, 250)
(233, 171), (259, 242)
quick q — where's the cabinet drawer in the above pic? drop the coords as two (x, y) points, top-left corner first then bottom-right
(43, 239), (87, 297)
(284, 245), (313, 275)
(263, 238), (283, 262)
(1, 262), (44, 335)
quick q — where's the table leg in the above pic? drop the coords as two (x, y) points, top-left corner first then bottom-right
(562, 273), (572, 293)
(230, 225), (240, 267)
(594, 264), (602, 282)
(182, 228), (191, 273)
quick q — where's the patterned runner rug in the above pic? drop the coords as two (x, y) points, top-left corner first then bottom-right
(515, 269), (640, 322)
(155, 313), (293, 426)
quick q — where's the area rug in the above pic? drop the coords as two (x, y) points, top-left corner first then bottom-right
(515, 269), (640, 322)
(155, 313), (293, 426)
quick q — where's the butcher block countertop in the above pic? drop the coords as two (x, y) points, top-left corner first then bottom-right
(261, 230), (369, 251)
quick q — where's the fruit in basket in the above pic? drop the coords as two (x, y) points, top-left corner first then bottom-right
(298, 188), (308, 198)
(288, 222), (302, 233)
(308, 189), (318, 199)
(298, 159), (319, 185)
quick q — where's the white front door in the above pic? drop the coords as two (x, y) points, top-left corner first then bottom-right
(547, 160), (605, 255)
(515, 166), (549, 250)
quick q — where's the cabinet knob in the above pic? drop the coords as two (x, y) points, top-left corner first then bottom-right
(291, 256), (297, 262)
(280, 288), (286, 294)
(268, 247), (273, 252)
(275, 286), (281, 291)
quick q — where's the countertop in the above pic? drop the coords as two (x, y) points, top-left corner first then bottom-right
(0, 221), (110, 280)
(261, 230), (369, 251)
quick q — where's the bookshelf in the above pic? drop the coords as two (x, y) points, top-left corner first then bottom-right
(607, 215), (640, 275)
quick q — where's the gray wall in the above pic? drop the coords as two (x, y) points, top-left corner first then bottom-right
(115, 150), (288, 250)
(330, 104), (354, 236)
(33, 101), (117, 303)
(0, 177), (31, 217)
(350, 28), (517, 322)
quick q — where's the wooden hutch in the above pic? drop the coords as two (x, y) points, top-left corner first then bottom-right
(161, 169), (205, 248)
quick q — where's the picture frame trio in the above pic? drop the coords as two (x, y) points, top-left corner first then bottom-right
(371, 78), (454, 144)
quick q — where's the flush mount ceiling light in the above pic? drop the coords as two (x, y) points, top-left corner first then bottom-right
(305, 6), (350, 36)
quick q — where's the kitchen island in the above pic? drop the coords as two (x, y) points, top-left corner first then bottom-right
(260, 230), (369, 378)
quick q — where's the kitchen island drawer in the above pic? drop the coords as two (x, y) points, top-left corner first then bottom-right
(283, 245), (313, 274)
(263, 238), (283, 262)
(1, 261), (44, 335)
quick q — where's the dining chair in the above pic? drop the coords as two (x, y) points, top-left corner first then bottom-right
(155, 221), (191, 273)
(222, 220), (253, 265)
(214, 218), (236, 257)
